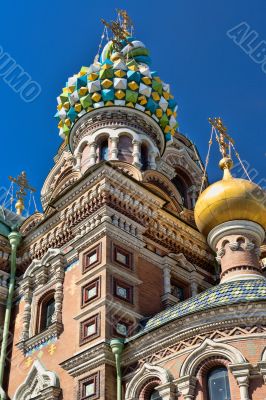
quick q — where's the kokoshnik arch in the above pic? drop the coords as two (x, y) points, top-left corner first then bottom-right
(0, 9), (265, 400)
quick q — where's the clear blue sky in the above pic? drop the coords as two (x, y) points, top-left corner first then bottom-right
(1, 0), (265, 211)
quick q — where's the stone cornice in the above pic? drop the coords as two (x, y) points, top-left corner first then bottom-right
(59, 341), (115, 377)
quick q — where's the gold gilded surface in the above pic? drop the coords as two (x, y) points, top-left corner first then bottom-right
(195, 171), (266, 236)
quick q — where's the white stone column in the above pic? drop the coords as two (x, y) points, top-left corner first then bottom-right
(74, 153), (81, 171)
(89, 142), (97, 166)
(163, 267), (171, 294)
(132, 139), (141, 168)
(230, 364), (251, 400)
(157, 382), (175, 400)
(175, 376), (196, 400)
(149, 150), (157, 170)
(190, 280), (198, 297)
(110, 137), (119, 160)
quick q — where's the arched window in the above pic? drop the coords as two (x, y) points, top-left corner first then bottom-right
(99, 139), (109, 161)
(171, 175), (188, 207)
(40, 295), (55, 331)
(149, 389), (162, 400)
(207, 367), (231, 400)
(140, 143), (149, 171)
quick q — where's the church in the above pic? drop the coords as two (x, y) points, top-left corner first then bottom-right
(0, 10), (265, 400)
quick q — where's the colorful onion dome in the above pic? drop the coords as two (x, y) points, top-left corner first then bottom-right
(55, 37), (178, 142)
(194, 157), (266, 237)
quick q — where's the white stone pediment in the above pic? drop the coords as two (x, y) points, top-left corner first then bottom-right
(13, 360), (60, 400)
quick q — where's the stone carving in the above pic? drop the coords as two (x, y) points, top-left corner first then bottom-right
(13, 359), (61, 400)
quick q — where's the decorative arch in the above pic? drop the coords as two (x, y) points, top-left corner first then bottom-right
(41, 150), (80, 210)
(125, 363), (171, 400)
(180, 339), (246, 378)
(143, 170), (183, 212)
(13, 360), (61, 400)
(24, 248), (62, 278)
(20, 212), (44, 235)
(177, 339), (249, 400)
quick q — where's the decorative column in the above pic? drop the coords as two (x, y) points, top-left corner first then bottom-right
(156, 382), (175, 400)
(110, 137), (119, 160)
(51, 256), (65, 327)
(19, 278), (32, 342)
(89, 142), (97, 166)
(161, 257), (180, 308)
(208, 220), (265, 283)
(175, 376), (196, 400)
(163, 267), (171, 295)
(149, 150), (157, 170)
(74, 153), (81, 171)
(190, 280), (198, 297)
(188, 185), (198, 208)
(230, 364), (251, 400)
(132, 140), (141, 168)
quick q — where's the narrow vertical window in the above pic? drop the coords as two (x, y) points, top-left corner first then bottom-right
(40, 296), (55, 331)
(99, 139), (108, 161)
(207, 367), (231, 400)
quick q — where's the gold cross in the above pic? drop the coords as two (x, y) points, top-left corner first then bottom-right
(8, 171), (35, 215)
(209, 117), (235, 158)
(101, 10), (133, 52)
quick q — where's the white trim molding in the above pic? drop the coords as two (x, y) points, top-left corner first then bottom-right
(177, 338), (251, 400)
(125, 362), (174, 400)
(13, 359), (61, 400)
(258, 347), (266, 384)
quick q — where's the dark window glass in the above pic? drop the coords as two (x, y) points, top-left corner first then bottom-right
(149, 389), (162, 400)
(140, 143), (149, 170)
(99, 140), (108, 161)
(171, 283), (185, 301)
(171, 176), (188, 207)
(44, 298), (55, 329)
(207, 367), (231, 400)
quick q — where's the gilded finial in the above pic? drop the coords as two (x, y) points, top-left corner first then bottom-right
(208, 117), (235, 175)
(8, 171), (36, 215)
(101, 10), (133, 52)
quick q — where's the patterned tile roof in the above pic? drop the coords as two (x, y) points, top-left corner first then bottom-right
(128, 279), (266, 340)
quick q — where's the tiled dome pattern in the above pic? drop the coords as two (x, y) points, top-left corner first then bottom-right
(128, 279), (266, 339)
(55, 39), (178, 142)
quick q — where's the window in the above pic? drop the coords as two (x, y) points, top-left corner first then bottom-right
(113, 245), (133, 269)
(140, 143), (149, 170)
(207, 367), (231, 400)
(149, 389), (162, 400)
(82, 278), (101, 307)
(113, 317), (132, 338)
(39, 294), (55, 332)
(117, 135), (133, 163)
(83, 243), (101, 272)
(80, 314), (100, 345)
(113, 279), (133, 303)
(79, 372), (100, 400)
(171, 283), (185, 301)
(170, 279), (188, 301)
(99, 139), (108, 161)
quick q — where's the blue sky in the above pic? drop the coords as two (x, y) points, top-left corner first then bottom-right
(0, 0), (265, 211)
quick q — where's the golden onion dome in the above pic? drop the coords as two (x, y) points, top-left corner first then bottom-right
(194, 157), (266, 237)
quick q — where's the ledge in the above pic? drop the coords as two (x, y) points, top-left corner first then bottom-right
(16, 322), (63, 354)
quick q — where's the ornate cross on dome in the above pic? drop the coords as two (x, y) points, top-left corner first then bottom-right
(8, 171), (36, 215)
(101, 10), (133, 52)
(209, 117), (235, 158)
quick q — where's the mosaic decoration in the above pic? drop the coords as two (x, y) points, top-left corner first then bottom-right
(132, 280), (266, 337)
(25, 337), (58, 358)
(55, 37), (178, 142)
